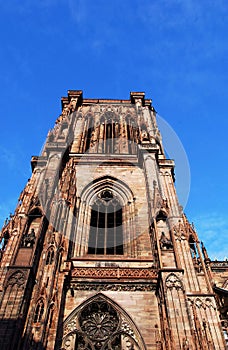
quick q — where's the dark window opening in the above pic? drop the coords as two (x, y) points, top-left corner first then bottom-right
(156, 211), (167, 222)
(88, 196), (123, 255)
(189, 235), (197, 258)
(34, 300), (44, 323)
(46, 249), (54, 265)
(104, 122), (115, 153)
(0, 231), (9, 251)
(85, 126), (94, 151)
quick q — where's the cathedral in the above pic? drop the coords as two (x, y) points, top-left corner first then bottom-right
(0, 90), (227, 350)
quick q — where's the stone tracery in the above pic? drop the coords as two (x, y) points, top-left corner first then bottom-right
(166, 273), (183, 290)
(62, 295), (143, 350)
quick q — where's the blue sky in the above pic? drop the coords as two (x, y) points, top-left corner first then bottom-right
(0, 0), (227, 259)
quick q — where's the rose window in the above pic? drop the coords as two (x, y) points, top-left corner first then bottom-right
(79, 301), (119, 341)
(74, 299), (140, 350)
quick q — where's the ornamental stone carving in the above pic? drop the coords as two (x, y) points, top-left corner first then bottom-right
(173, 222), (188, 241)
(65, 319), (78, 334)
(70, 283), (155, 292)
(166, 274), (183, 290)
(79, 301), (119, 342)
(223, 279), (228, 290)
(7, 271), (25, 286)
(72, 267), (157, 280)
(21, 228), (36, 248)
(189, 297), (216, 310)
(62, 296), (143, 350)
(159, 232), (173, 250)
(121, 321), (135, 338)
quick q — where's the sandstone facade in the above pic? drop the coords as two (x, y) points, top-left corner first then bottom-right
(0, 90), (227, 349)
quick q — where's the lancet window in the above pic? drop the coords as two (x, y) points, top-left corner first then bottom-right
(88, 190), (123, 255)
(189, 235), (202, 272)
(189, 235), (197, 259)
(85, 117), (94, 152)
(0, 231), (9, 251)
(45, 248), (54, 265)
(98, 117), (119, 154)
(126, 115), (138, 153)
(34, 299), (44, 323)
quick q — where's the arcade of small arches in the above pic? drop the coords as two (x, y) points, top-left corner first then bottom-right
(68, 111), (162, 155)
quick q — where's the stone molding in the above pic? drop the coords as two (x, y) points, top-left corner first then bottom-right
(69, 283), (156, 291)
(71, 267), (157, 280)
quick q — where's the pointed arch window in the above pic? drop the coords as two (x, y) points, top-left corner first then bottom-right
(46, 248), (55, 265)
(189, 235), (197, 259)
(99, 117), (118, 154)
(46, 303), (54, 329)
(85, 117), (94, 152)
(34, 299), (44, 323)
(126, 115), (138, 154)
(0, 230), (9, 251)
(88, 190), (123, 255)
(57, 249), (63, 271)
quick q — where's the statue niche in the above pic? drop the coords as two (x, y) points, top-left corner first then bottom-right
(160, 232), (173, 250)
(156, 212), (173, 250)
(15, 228), (37, 265)
(21, 228), (36, 248)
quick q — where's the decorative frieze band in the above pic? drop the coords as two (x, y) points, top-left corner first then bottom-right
(69, 283), (156, 291)
(72, 267), (157, 280)
(210, 261), (228, 268)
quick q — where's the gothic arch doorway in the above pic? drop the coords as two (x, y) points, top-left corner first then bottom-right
(61, 293), (146, 350)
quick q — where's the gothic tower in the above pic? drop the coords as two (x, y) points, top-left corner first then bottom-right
(0, 90), (227, 349)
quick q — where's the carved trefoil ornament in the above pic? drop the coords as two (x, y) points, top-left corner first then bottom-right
(165, 273), (183, 290)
